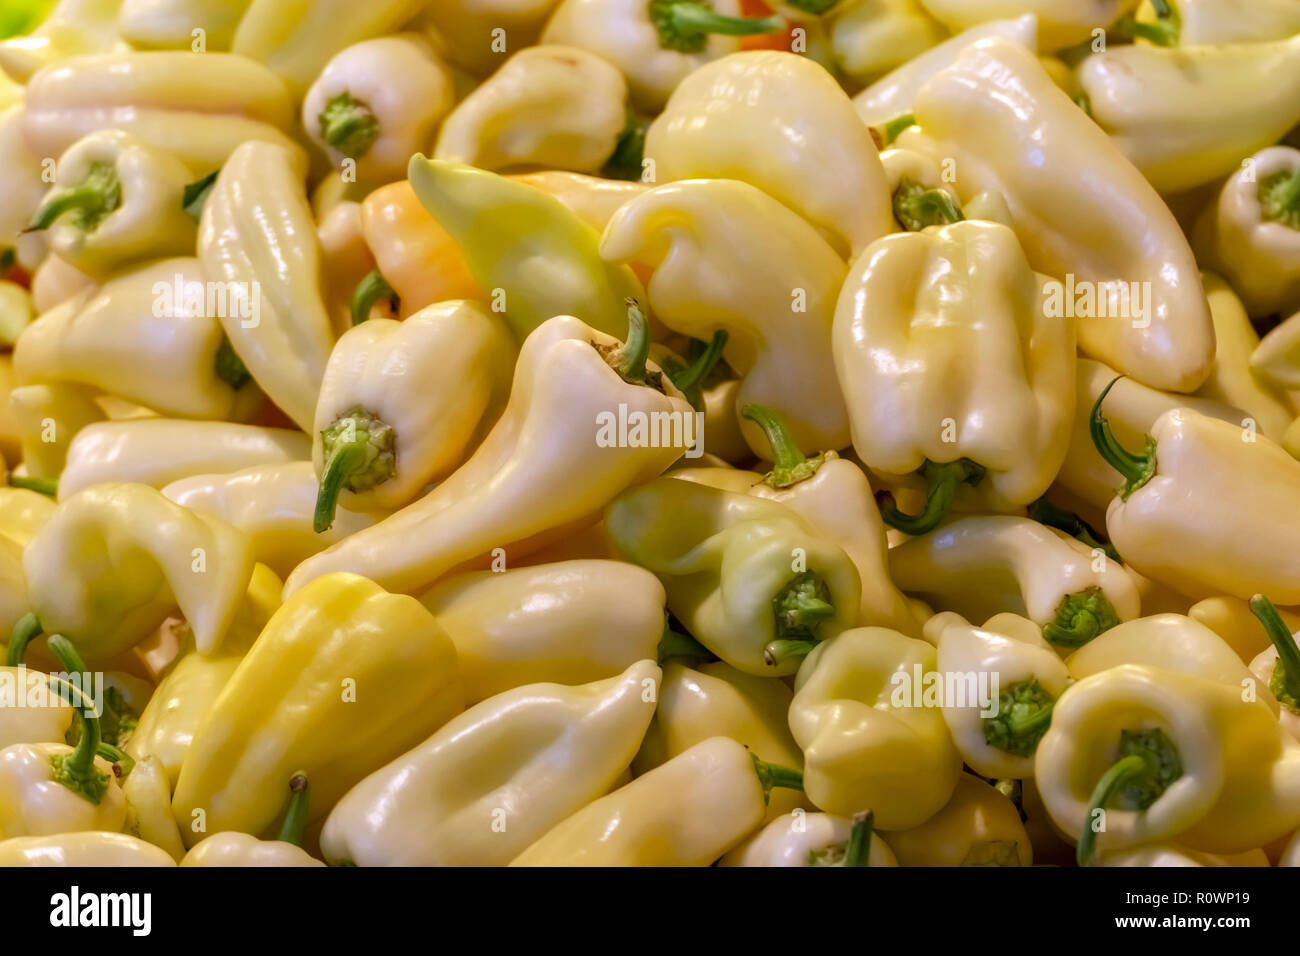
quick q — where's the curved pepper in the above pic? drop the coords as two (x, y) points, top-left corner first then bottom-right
(419, 559), (665, 705)
(835, 220), (1075, 530)
(882, 773), (1033, 866)
(606, 477), (861, 675)
(790, 626), (963, 829)
(182, 773), (323, 866)
(171, 572), (462, 845)
(7, 384), (104, 482)
(720, 811), (898, 867)
(1134, 0), (1300, 44)
(408, 157), (643, 341)
(303, 34), (453, 185)
(917, 0), (1133, 49)
(889, 516), (1141, 648)
(121, 754), (186, 863)
(322, 660), (659, 866)
(928, 611), (1070, 779)
(435, 45), (628, 174)
(20, 482), (255, 660)
(644, 50), (893, 257)
(311, 299), (516, 531)
(0, 831), (176, 866)
(906, 38), (1213, 392)
(511, 736), (803, 866)
(509, 171), (649, 233)
(117, 0), (253, 52)
(286, 310), (693, 597)
(25, 130), (196, 281)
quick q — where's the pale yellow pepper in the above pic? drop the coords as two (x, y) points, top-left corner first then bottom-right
(883, 774), (1033, 866)
(0, 0), (126, 83)
(1189, 596), (1299, 666)
(122, 754), (186, 862)
(916, 0), (1134, 50)
(7, 384), (106, 481)
(1135, 0), (1300, 44)
(721, 810), (899, 867)
(118, 0), (254, 51)
(0, 832), (176, 866)
(827, 0), (947, 85)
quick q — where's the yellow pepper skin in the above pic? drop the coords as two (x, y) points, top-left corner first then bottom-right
(928, 611), (1070, 779)
(644, 50), (893, 258)
(322, 660), (659, 866)
(511, 736), (794, 866)
(1102, 844), (1271, 867)
(720, 811), (899, 867)
(607, 478), (861, 676)
(172, 573), (462, 845)
(118, 0), (253, 51)
(835, 221), (1074, 524)
(435, 46), (627, 173)
(286, 313), (693, 598)
(22, 51), (304, 177)
(27, 130), (196, 281)
(303, 34), (454, 186)
(0, 488), (56, 548)
(231, 0), (429, 97)
(126, 563), (281, 786)
(15, 258), (263, 422)
(7, 384), (105, 481)
(917, 0), (1132, 50)
(0, 0), (125, 83)
(0, 105), (55, 262)
(0, 743), (124, 840)
(60, 420), (309, 502)
(30, 254), (98, 314)
(510, 171), (648, 233)
(0, 666), (73, 749)
(882, 774), (1033, 866)
(851, 14), (1036, 127)
(1194, 151), (1300, 320)
(827, 0), (946, 86)
(0, 832), (176, 866)
(667, 464), (763, 494)
(1078, 36), (1300, 195)
(601, 179), (851, 456)
(1136, 0), (1300, 44)
(408, 158), (643, 341)
(122, 754), (186, 862)
(0, 281), (34, 350)
(1190, 596), (1297, 666)
(889, 516), (1141, 647)
(414, 0), (564, 76)
(790, 627), (963, 829)
(181, 831), (323, 867)
(420, 560), (665, 705)
(311, 300), (515, 529)
(198, 141), (336, 431)
(906, 40), (1213, 393)
(22, 483), (255, 660)
(163, 463), (380, 580)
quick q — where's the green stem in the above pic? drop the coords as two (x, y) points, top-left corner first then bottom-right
(45, 635), (110, 805)
(668, 330), (728, 395)
(1076, 754), (1148, 867)
(742, 403), (825, 488)
(1089, 377), (1157, 500)
(350, 268), (398, 325)
(277, 773), (311, 846)
(319, 91), (379, 159)
(95, 742), (134, 778)
(840, 811), (874, 867)
(314, 440), (368, 534)
(182, 170), (219, 221)
(1008, 699), (1055, 735)
(657, 621), (714, 662)
(892, 176), (964, 232)
(1250, 594), (1300, 704)
(8, 475), (57, 498)
(763, 639), (818, 667)
(751, 753), (804, 804)
(6, 612), (41, 666)
(1042, 587), (1121, 649)
(783, 0), (841, 13)
(1027, 496), (1120, 562)
(650, 0), (784, 53)
(876, 458), (985, 536)
(25, 162), (121, 234)
(601, 111), (652, 183)
(313, 410), (396, 533)
(214, 337), (251, 390)
(613, 299), (651, 385)
(874, 113), (915, 147)
(1259, 168), (1300, 230)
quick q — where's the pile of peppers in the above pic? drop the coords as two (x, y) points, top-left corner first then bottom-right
(3, 0), (1300, 869)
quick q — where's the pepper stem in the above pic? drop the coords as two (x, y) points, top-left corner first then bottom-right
(350, 268), (398, 325)
(25, 162), (122, 234)
(319, 91), (379, 159)
(1088, 377), (1157, 500)
(657, 620), (714, 662)
(612, 299), (652, 385)
(1027, 496), (1120, 562)
(277, 773), (311, 846)
(7, 474), (56, 497)
(45, 635), (111, 805)
(1076, 754), (1148, 867)
(1260, 168), (1300, 231)
(1250, 594), (1300, 704)
(668, 330), (728, 395)
(214, 337), (251, 390)
(742, 403), (826, 488)
(1042, 587), (1121, 648)
(650, 0), (784, 53)
(314, 410), (397, 533)
(95, 742), (134, 778)
(763, 639), (818, 667)
(840, 811), (875, 867)
(870, 113), (915, 149)
(892, 177), (964, 232)
(6, 612), (41, 666)
(772, 572), (835, 647)
(751, 753), (804, 804)
(876, 458), (985, 536)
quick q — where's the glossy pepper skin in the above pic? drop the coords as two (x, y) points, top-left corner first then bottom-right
(117, 0), (254, 52)
(0, 832), (176, 867)
(172, 573), (462, 845)
(286, 311), (694, 598)
(834, 220), (1074, 529)
(322, 660), (659, 866)
(607, 478), (861, 676)
(181, 773), (322, 866)
(917, 0), (1132, 50)
(1246, 596), (1300, 745)
(644, 50), (893, 257)
(0, 0), (124, 83)
(510, 736), (802, 866)
(122, 755), (186, 863)
(600, 179), (851, 457)
(5, 384), (104, 482)
(905, 38), (1213, 393)
(884, 773), (1033, 866)
(790, 627), (963, 830)
(419, 559), (665, 705)
(720, 810), (899, 867)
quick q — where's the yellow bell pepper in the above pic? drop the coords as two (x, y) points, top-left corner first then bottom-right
(19, 482), (254, 660)
(1092, 384), (1300, 603)
(1077, 35), (1300, 194)
(435, 45), (627, 173)
(644, 50), (893, 257)
(0, 0), (124, 83)
(117, 0), (253, 51)
(916, 0), (1135, 50)
(790, 626), (963, 829)
(310, 299), (515, 532)
(721, 810), (898, 866)
(905, 38), (1213, 392)
(419, 559), (665, 705)
(928, 611), (1071, 779)
(1189, 595), (1298, 665)
(414, 0), (563, 76)
(126, 563), (281, 786)
(835, 220), (1074, 532)
(876, 145), (965, 232)
(181, 772), (323, 866)
(888, 516), (1142, 648)
(302, 34), (454, 186)
(0, 664), (73, 750)
(1135, 0), (1300, 44)
(121, 754), (186, 862)
(322, 659), (659, 866)
(13, 258), (263, 422)
(7, 383), (105, 481)
(22, 50), (304, 177)
(172, 572), (462, 845)
(30, 253), (97, 314)
(0, 487), (55, 547)
(607, 477), (861, 675)
(882, 773), (1034, 866)
(286, 309), (693, 598)
(826, 0), (945, 85)
(510, 736), (803, 865)
(0, 831), (176, 866)
(25, 130), (196, 281)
